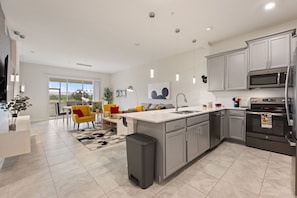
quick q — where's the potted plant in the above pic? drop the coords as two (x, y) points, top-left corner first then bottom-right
(6, 94), (32, 130)
(102, 88), (113, 104)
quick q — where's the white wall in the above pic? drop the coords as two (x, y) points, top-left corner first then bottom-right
(20, 62), (111, 121)
(112, 19), (297, 110)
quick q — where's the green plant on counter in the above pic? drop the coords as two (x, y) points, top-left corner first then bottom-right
(102, 88), (113, 104)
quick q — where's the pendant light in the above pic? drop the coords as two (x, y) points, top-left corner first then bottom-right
(149, 11), (156, 79)
(175, 28), (180, 82)
(192, 39), (197, 84)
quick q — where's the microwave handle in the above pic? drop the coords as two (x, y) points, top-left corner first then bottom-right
(285, 65), (293, 126)
(277, 72), (280, 85)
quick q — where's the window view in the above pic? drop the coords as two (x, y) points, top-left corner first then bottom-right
(48, 78), (93, 118)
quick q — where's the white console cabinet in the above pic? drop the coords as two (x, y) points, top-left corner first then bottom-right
(0, 113), (31, 158)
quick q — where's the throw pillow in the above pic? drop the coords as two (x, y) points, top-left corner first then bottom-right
(140, 103), (151, 111)
(110, 106), (119, 113)
(135, 105), (143, 112)
(73, 109), (84, 117)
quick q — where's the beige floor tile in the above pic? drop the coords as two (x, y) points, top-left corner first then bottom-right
(221, 165), (264, 195)
(260, 177), (296, 198)
(8, 178), (57, 198)
(177, 169), (219, 194)
(107, 181), (155, 198)
(154, 178), (206, 198)
(1, 120), (296, 198)
(208, 179), (258, 198)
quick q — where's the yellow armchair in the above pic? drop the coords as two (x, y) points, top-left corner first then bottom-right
(71, 105), (95, 130)
(103, 104), (122, 117)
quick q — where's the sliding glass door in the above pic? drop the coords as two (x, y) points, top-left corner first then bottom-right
(48, 77), (94, 118)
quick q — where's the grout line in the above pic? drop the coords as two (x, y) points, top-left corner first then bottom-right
(40, 121), (61, 198)
(258, 152), (271, 198)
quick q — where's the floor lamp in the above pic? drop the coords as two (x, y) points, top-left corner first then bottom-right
(127, 85), (138, 105)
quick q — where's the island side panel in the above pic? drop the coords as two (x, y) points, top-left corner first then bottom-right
(136, 120), (166, 183)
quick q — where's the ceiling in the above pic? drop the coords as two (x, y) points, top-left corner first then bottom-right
(1, 0), (297, 74)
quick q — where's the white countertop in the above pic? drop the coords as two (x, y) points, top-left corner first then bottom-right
(121, 106), (247, 123)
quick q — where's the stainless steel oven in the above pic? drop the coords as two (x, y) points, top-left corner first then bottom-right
(246, 97), (295, 156)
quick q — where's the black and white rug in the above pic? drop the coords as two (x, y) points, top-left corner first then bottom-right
(70, 128), (126, 151)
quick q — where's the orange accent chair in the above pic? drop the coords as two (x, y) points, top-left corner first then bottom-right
(71, 105), (95, 130)
(103, 104), (122, 117)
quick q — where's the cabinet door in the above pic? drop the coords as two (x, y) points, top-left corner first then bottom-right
(207, 55), (225, 91)
(269, 34), (290, 68)
(248, 39), (268, 71)
(229, 116), (245, 141)
(165, 129), (186, 177)
(197, 121), (210, 155)
(186, 125), (199, 162)
(226, 49), (248, 90)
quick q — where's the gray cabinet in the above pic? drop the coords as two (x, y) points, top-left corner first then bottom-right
(207, 49), (248, 91)
(197, 121), (210, 155)
(165, 119), (186, 177)
(248, 31), (292, 71)
(207, 55), (225, 91)
(226, 49), (248, 90)
(165, 128), (186, 177)
(186, 114), (209, 162)
(228, 110), (246, 142)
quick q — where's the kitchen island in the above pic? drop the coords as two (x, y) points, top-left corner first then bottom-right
(121, 106), (246, 183)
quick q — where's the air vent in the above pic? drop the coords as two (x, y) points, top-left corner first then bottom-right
(76, 63), (92, 67)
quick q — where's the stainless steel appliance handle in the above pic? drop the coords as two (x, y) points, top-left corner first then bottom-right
(285, 65), (293, 126)
(246, 111), (287, 117)
(285, 133), (296, 147)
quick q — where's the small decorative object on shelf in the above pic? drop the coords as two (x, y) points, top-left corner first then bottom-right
(6, 94), (32, 131)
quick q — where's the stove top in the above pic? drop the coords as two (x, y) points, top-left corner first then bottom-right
(249, 97), (292, 113)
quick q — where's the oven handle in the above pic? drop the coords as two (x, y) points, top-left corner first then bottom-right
(246, 111), (287, 117)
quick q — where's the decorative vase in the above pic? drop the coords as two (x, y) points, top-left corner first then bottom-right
(9, 113), (18, 131)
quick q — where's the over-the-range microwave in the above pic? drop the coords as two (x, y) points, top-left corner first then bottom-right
(248, 66), (293, 89)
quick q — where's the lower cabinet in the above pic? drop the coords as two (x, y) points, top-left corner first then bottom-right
(228, 110), (246, 142)
(186, 121), (210, 162)
(197, 121), (210, 156)
(165, 128), (187, 177)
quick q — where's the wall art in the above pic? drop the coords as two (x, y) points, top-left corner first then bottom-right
(148, 82), (170, 100)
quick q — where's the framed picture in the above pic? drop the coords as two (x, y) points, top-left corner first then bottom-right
(116, 89), (127, 98)
(148, 82), (170, 100)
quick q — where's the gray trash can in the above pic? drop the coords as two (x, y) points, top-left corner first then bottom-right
(126, 133), (156, 189)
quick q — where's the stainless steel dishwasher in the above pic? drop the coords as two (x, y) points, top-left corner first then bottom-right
(210, 111), (221, 148)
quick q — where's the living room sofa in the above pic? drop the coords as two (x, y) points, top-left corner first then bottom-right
(122, 103), (175, 113)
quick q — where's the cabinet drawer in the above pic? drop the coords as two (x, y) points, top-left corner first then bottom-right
(187, 114), (209, 126)
(166, 119), (186, 133)
(228, 110), (245, 117)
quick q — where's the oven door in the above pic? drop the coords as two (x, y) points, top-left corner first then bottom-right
(246, 111), (290, 136)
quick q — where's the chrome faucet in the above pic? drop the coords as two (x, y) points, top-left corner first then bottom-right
(175, 93), (187, 112)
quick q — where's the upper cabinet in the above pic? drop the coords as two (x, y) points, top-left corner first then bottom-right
(207, 55), (225, 91)
(226, 49), (248, 90)
(247, 30), (294, 71)
(207, 48), (248, 91)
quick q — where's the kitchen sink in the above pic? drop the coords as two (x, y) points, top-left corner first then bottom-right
(171, 110), (200, 114)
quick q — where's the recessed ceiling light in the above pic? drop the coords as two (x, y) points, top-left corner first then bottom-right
(264, 2), (275, 10)
(205, 27), (213, 31)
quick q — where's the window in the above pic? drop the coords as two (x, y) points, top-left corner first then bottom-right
(48, 77), (95, 118)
